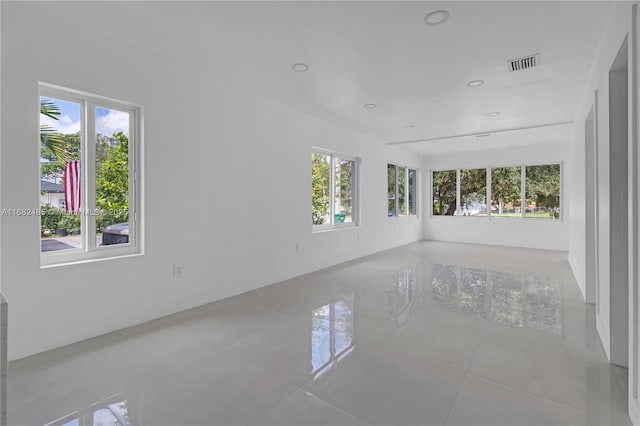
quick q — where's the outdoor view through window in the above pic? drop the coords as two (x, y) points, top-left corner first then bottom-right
(311, 151), (356, 227)
(40, 95), (130, 254)
(432, 164), (560, 219)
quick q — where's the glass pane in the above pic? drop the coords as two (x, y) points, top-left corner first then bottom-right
(312, 153), (331, 225)
(40, 96), (82, 253)
(387, 164), (396, 217)
(432, 170), (456, 216)
(408, 169), (417, 216)
(335, 158), (355, 224)
(459, 168), (487, 216)
(398, 167), (406, 216)
(525, 164), (561, 219)
(490, 166), (522, 218)
(95, 106), (130, 246)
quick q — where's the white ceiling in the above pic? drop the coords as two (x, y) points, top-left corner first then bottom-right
(47, 1), (614, 153)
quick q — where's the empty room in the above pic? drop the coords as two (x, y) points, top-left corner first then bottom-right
(1, 1), (640, 425)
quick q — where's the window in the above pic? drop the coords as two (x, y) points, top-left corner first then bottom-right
(388, 164), (418, 217)
(459, 168), (487, 216)
(387, 164), (396, 217)
(312, 149), (358, 229)
(39, 83), (141, 265)
(432, 170), (456, 216)
(525, 164), (561, 219)
(408, 168), (417, 216)
(490, 166), (521, 218)
(431, 164), (560, 219)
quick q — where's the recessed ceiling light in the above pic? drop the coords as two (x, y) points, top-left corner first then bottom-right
(364, 103), (377, 109)
(424, 10), (449, 26)
(488, 112), (501, 117)
(467, 80), (485, 87)
(475, 133), (491, 138)
(404, 125), (414, 130)
(291, 63), (309, 72)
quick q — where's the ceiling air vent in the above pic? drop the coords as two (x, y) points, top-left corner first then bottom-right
(508, 54), (540, 72)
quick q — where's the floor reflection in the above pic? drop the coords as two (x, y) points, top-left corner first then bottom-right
(45, 393), (129, 426)
(431, 264), (563, 334)
(387, 266), (421, 326)
(311, 293), (355, 379)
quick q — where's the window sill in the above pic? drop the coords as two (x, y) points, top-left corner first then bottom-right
(312, 223), (359, 233)
(40, 248), (144, 269)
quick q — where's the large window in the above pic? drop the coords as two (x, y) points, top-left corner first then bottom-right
(39, 83), (141, 265)
(312, 149), (358, 229)
(431, 164), (561, 219)
(459, 168), (487, 217)
(491, 166), (522, 218)
(388, 164), (418, 217)
(525, 164), (561, 219)
(432, 170), (456, 216)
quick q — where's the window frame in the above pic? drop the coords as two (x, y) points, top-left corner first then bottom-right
(312, 147), (359, 232)
(387, 163), (419, 219)
(430, 161), (563, 221)
(39, 83), (143, 267)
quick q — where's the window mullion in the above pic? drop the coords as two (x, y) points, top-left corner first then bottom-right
(456, 169), (461, 217)
(487, 167), (492, 219)
(85, 102), (97, 251)
(521, 165), (526, 219)
(129, 109), (136, 247)
(330, 155), (336, 224)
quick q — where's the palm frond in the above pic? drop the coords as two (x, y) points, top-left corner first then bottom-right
(40, 125), (70, 164)
(40, 98), (60, 120)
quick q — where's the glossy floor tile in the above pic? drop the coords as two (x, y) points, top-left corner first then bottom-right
(7, 241), (631, 426)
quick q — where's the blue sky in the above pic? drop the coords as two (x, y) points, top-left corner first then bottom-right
(40, 96), (130, 136)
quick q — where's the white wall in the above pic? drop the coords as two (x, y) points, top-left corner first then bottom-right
(567, 3), (640, 424)
(422, 143), (570, 251)
(567, 2), (631, 360)
(0, 3), (422, 360)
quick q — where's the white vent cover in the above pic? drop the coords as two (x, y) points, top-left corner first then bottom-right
(508, 54), (540, 72)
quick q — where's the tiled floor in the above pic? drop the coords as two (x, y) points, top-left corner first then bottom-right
(7, 241), (632, 425)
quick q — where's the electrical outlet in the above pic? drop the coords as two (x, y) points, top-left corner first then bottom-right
(173, 263), (183, 278)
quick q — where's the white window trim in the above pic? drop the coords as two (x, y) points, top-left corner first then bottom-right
(39, 82), (143, 267)
(388, 163), (419, 219)
(312, 147), (360, 231)
(429, 161), (563, 221)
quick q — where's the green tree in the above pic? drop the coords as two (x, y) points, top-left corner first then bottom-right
(432, 170), (456, 215)
(40, 133), (80, 182)
(311, 153), (330, 224)
(460, 168), (487, 212)
(96, 131), (129, 230)
(525, 164), (560, 218)
(388, 165), (396, 216)
(491, 166), (521, 214)
(312, 153), (330, 225)
(337, 159), (353, 215)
